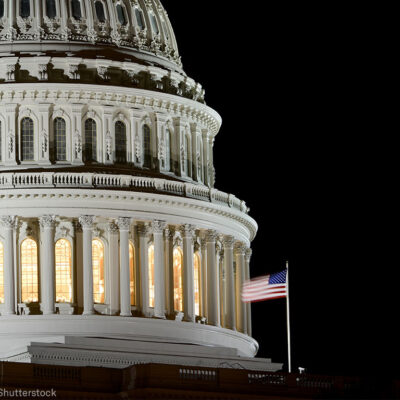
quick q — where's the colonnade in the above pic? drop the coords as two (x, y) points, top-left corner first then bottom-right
(0, 215), (253, 335)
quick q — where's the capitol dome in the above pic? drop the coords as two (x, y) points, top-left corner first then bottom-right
(0, 0), (280, 372)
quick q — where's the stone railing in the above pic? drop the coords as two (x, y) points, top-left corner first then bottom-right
(0, 172), (249, 214)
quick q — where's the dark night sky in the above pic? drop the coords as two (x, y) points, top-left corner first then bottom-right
(162, 1), (395, 379)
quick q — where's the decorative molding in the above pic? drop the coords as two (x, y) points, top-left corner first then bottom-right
(78, 215), (95, 230)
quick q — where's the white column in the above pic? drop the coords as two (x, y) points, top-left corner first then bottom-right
(107, 222), (120, 315)
(4, 104), (17, 166)
(245, 248), (253, 337)
(223, 236), (236, 330)
(79, 215), (95, 315)
(235, 243), (247, 334)
(138, 224), (151, 316)
(152, 220), (167, 319)
(1, 216), (16, 315)
(72, 104), (84, 165)
(164, 227), (174, 317)
(180, 224), (195, 322)
(39, 215), (56, 315)
(118, 217), (132, 317)
(206, 230), (220, 327)
(200, 237), (208, 320)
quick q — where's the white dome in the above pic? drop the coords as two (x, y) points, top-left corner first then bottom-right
(0, 0), (182, 73)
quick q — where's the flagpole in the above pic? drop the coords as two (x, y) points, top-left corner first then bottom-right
(286, 260), (292, 373)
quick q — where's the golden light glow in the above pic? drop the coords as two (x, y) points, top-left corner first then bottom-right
(129, 242), (135, 306)
(55, 239), (73, 303)
(194, 252), (201, 316)
(21, 238), (39, 303)
(148, 245), (154, 307)
(173, 247), (183, 312)
(0, 242), (4, 304)
(92, 239), (105, 304)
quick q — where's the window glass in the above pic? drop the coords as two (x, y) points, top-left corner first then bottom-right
(21, 238), (39, 303)
(148, 245), (154, 307)
(0, 1), (5, 19)
(129, 242), (135, 306)
(21, 118), (34, 162)
(20, 0), (30, 18)
(116, 4), (127, 26)
(115, 121), (127, 163)
(71, 0), (82, 20)
(84, 118), (97, 162)
(54, 117), (67, 161)
(92, 239), (105, 304)
(194, 253), (201, 315)
(173, 248), (183, 312)
(95, 1), (106, 22)
(135, 8), (145, 30)
(150, 13), (159, 34)
(143, 125), (151, 168)
(46, 0), (57, 18)
(55, 239), (73, 303)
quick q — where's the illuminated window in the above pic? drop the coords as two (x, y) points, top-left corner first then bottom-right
(129, 242), (135, 306)
(143, 124), (151, 168)
(55, 239), (73, 303)
(20, 0), (30, 18)
(0, 242), (4, 304)
(92, 239), (105, 304)
(84, 118), (97, 162)
(115, 121), (127, 164)
(173, 248), (183, 312)
(21, 117), (34, 161)
(46, 0), (57, 18)
(194, 252), (201, 316)
(21, 238), (39, 303)
(148, 245), (154, 307)
(54, 117), (67, 162)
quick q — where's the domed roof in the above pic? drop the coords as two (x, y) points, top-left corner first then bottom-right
(0, 0), (182, 73)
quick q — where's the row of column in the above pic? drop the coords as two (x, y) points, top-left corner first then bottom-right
(0, 215), (252, 335)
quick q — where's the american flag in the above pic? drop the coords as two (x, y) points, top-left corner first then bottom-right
(242, 269), (287, 303)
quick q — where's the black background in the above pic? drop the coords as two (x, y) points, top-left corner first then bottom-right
(162, 1), (395, 378)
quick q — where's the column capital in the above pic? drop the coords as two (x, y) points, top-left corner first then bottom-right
(179, 224), (196, 238)
(222, 235), (235, 249)
(117, 217), (132, 232)
(107, 221), (119, 234)
(205, 229), (218, 243)
(164, 226), (175, 240)
(245, 248), (253, 262)
(152, 220), (167, 234)
(39, 215), (56, 229)
(79, 215), (95, 230)
(234, 242), (248, 256)
(0, 215), (17, 229)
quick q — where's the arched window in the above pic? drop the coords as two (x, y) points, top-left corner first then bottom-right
(143, 124), (151, 168)
(84, 118), (97, 162)
(150, 13), (159, 35)
(20, 0), (30, 18)
(194, 252), (201, 316)
(55, 239), (73, 303)
(21, 238), (39, 303)
(129, 242), (135, 306)
(71, 0), (82, 20)
(95, 1), (106, 22)
(46, 0), (57, 18)
(135, 8), (145, 30)
(115, 121), (127, 164)
(92, 239), (105, 304)
(0, 1), (5, 19)
(21, 117), (34, 162)
(54, 117), (67, 162)
(116, 3), (127, 26)
(0, 242), (4, 304)
(148, 244), (154, 308)
(173, 248), (183, 312)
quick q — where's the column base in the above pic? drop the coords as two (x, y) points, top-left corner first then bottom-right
(120, 312), (132, 317)
(82, 311), (95, 316)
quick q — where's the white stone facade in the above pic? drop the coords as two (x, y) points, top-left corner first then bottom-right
(0, 0), (279, 372)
